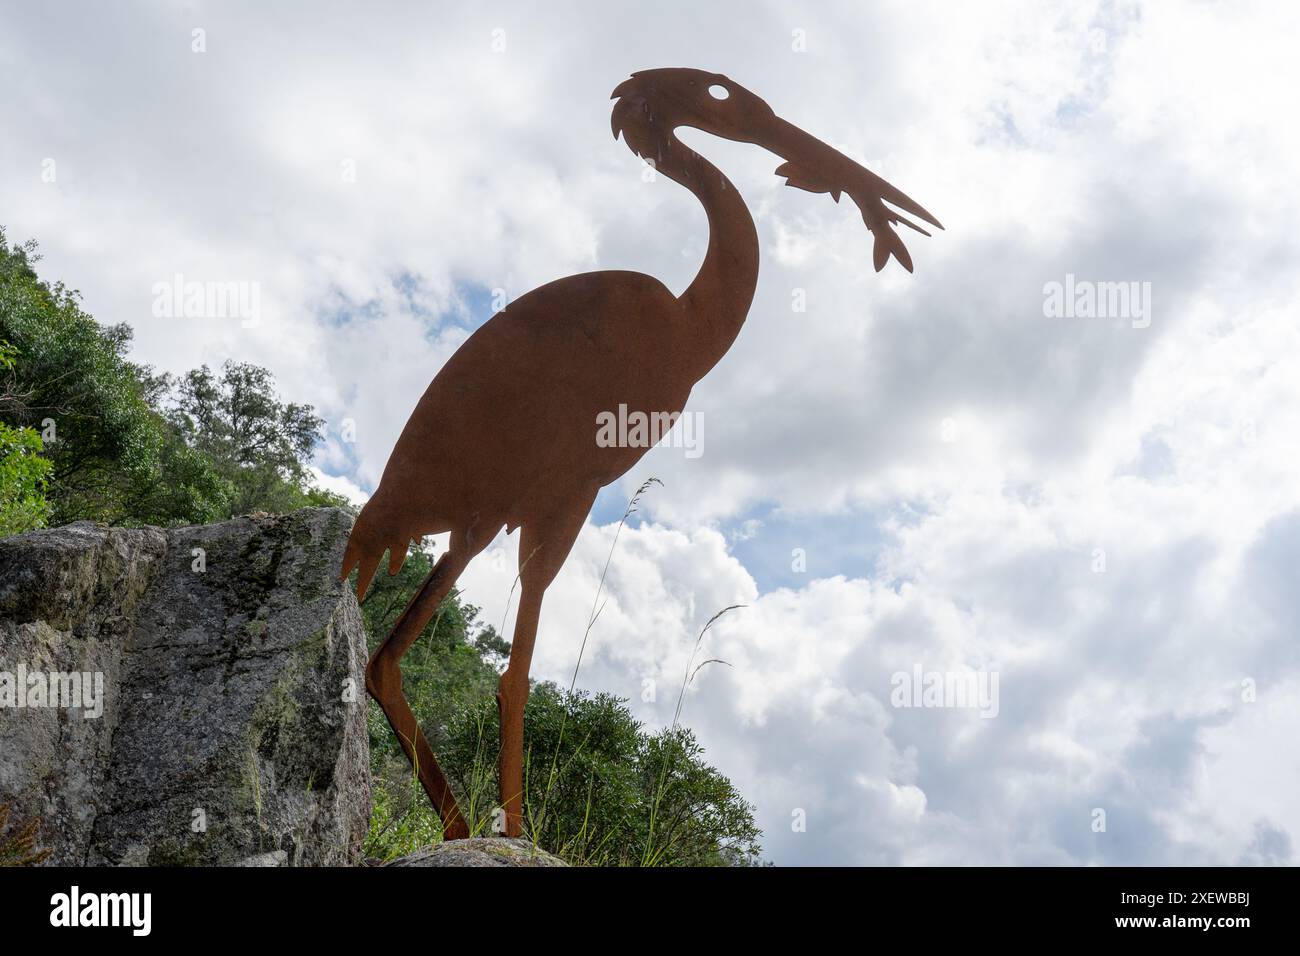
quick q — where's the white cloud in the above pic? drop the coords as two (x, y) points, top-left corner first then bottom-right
(306, 466), (368, 507)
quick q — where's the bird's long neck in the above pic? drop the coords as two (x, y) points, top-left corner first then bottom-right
(655, 131), (759, 378)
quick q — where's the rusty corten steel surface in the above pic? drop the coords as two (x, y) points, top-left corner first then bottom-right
(341, 68), (942, 840)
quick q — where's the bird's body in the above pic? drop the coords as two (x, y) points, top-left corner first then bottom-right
(343, 68), (941, 839)
(354, 270), (684, 557)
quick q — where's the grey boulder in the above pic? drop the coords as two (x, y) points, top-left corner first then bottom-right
(0, 508), (371, 866)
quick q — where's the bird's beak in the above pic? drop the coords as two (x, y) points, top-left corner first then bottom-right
(758, 115), (943, 272)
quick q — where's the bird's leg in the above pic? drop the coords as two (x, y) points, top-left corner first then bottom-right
(368, 548), (472, 840)
(497, 500), (592, 838)
(497, 584), (542, 838)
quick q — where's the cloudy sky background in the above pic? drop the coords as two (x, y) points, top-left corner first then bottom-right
(3, 0), (1298, 864)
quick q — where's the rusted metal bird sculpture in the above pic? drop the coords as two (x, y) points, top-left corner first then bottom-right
(341, 68), (942, 839)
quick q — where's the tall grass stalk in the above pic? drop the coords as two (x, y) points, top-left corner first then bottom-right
(640, 603), (743, 866)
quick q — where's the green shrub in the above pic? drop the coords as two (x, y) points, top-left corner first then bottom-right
(0, 421), (52, 536)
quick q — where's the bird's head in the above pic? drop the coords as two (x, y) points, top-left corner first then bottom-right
(611, 68), (942, 272)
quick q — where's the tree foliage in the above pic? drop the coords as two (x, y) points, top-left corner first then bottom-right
(0, 232), (206, 524)
(443, 684), (762, 866)
(169, 361), (329, 516)
(0, 421), (52, 536)
(0, 229), (344, 526)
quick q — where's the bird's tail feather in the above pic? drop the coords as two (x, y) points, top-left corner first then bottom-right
(340, 497), (409, 602)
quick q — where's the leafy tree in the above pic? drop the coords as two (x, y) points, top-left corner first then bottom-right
(0, 231), (203, 524)
(0, 228), (343, 527)
(635, 724), (763, 866)
(0, 421), (52, 535)
(168, 361), (328, 515)
(119, 424), (236, 526)
(0, 339), (52, 534)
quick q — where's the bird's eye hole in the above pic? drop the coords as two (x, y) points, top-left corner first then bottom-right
(708, 84), (730, 100)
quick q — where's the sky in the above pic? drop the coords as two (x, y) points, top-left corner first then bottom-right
(2, 0), (1298, 865)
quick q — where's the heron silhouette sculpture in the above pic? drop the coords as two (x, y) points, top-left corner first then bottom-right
(341, 68), (942, 839)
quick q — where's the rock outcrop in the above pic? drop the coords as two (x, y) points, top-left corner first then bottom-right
(384, 837), (566, 867)
(0, 508), (371, 866)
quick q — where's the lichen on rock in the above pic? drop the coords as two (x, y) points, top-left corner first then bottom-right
(0, 507), (371, 866)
